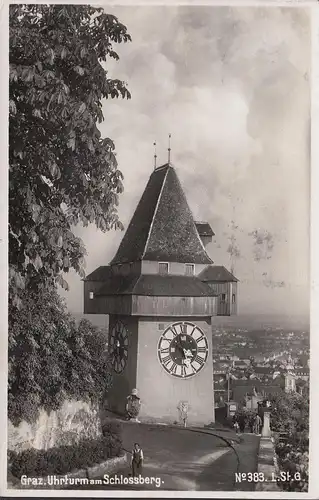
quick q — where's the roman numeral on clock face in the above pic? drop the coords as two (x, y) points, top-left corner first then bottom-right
(171, 326), (178, 337)
(197, 346), (207, 353)
(161, 355), (171, 366)
(160, 347), (170, 354)
(170, 362), (178, 375)
(193, 354), (205, 365)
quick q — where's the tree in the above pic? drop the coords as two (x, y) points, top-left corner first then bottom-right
(9, 5), (131, 308)
(245, 365), (254, 380)
(8, 287), (112, 425)
(270, 392), (309, 438)
(269, 392), (309, 491)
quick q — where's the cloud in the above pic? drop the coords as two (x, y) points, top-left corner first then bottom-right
(60, 5), (310, 318)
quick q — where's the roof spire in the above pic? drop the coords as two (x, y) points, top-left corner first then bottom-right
(153, 141), (157, 169)
(168, 133), (171, 163)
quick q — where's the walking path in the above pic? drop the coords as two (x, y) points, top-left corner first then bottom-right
(197, 433), (260, 491)
(74, 423), (260, 492)
(116, 447), (232, 490)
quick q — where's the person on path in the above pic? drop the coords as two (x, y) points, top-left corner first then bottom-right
(232, 414), (239, 433)
(131, 442), (144, 477)
(238, 414), (246, 433)
(249, 414), (255, 433)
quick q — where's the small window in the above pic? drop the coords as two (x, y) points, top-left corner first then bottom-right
(158, 262), (169, 275)
(158, 323), (165, 330)
(232, 294), (236, 304)
(185, 264), (195, 276)
(89, 291), (94, 300)
(221, 293), (226, 302)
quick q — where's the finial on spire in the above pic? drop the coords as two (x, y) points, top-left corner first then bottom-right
(168, 133), (171, 163)
(153, 141), (157, 169)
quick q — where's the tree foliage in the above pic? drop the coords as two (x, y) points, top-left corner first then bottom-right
(270, 392), (309, 438)
(9, 4), (131, 307)
(8, 288), (112, 426)
(270, 392), (309, 492)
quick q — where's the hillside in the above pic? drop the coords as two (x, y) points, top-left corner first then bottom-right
(71, 311), (309, 332)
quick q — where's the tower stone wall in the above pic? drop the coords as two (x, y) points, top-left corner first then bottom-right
(136, 317), (214, 425)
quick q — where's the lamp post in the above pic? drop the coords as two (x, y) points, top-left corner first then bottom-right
(261, 399), (272, 438)
(227, 368), (231, 402)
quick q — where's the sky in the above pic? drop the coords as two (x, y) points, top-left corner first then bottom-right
(60, 5), (311, 319)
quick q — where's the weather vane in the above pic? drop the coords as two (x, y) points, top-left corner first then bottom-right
(168, 133), (171, 163)
(153, 141), (157, 169)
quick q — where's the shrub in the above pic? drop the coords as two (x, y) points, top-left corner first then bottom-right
(101, 417), (122, 437)
(8, 288), (113, 427)
(271, 393), (309, 492)
(9, 430), (123, 479)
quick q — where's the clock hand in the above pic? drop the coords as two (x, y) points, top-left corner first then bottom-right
(176, 336), (185, 357)
(115, 339), (122, 356)
(179, 345), (186, 360)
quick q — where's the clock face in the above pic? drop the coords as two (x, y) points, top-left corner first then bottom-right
(158, 322), (209, 378)
(109, 321), (128, 374)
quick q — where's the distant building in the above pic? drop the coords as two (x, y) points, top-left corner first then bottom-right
(213, 363), (227, 375)
(230, 355), (240, 361)
(295, 378), (309, 396)
(245, 390), (263, 411)
(254, 355), (266, 364)
(231, 379), (283, 407)
(285, 354), (294, 372)
(232, 360), (248, 370)
(242, 359), (251, 366)
(253, 366), (273, 380)
(283, 372), (296, 393)
(198, 265), (238, 316)
(295, 367), (309, 381)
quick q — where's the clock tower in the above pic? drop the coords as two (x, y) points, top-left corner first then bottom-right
(84, 162), (220, 425)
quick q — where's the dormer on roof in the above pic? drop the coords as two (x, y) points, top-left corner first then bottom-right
(195, 221), (215, 248)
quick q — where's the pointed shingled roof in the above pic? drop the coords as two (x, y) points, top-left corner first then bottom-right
(110, 163), (213, 265)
